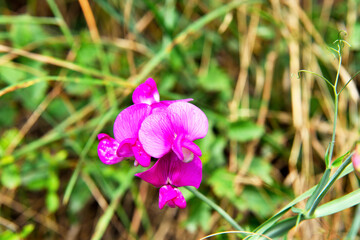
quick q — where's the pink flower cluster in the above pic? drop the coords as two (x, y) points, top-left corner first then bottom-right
(97, 78), (208, 209)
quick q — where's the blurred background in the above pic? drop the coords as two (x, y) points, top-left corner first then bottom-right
(0, 0), (359, 239)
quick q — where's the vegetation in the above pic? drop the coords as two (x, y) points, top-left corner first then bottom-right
(0, 0), (359, 239)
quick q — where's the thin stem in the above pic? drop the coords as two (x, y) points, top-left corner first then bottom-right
(46, 0), (74, 45)
(298, 70), (333, 87)
(327, 94), (338, 166)
(328, 46), (342, 165)
(184, 186), (245, 234)
(338, 70), (360, 95)
(307, 153), (353, 216)
(334, 50), (342, 93)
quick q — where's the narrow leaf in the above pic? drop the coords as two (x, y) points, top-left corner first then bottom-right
(314, 188), (360, 218)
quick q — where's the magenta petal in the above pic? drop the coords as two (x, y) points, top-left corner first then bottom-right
(135, 152), (202, 188)
(132, 78), (160, 105)
(182, 139), (202, 157)
(117, 138), (136, 158)
(173, 188), (186, 208)
(132, 142), (151, 167)
(172, 134), (184, 161)
(98, 133), (108, 140)
(97, 134), (124, 165)
(158, 185), (186, 209)
(139, 111), (174, 158)
(113, 104), (151, 143)
(168, 102), (208, 141)
(159, 185), (178, 209)
(169, 154), (202, 188)
(135, 154), (169, 188)
(160, 98), (193, 106)
(151, 98), (193, 112)
(172, 135), (201, 162)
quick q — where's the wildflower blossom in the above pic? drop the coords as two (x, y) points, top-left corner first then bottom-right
(97, 78), (208, 209)
(135, 151), (202, 209)
(113, 104), (152, 167)
(139, 102), (208, 162)
(132, 78), (192, 112)
(97, 133), (123, 165)
(98, 104), (151, 167)
(132, 78), (160, 105)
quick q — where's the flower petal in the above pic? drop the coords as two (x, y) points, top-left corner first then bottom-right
(135, 154), (169, 188)
(97, 133), (124, 165)
(132, 141), (151, 167)
(182, 139), (202, 157)
(172, 135), (202, 162)
(132, 78), (160, 105)
(139, 111), (174, 158)
(117, 138), (136, 158)
(113, 104), (151, 143)
(159, 185), (177, 209)
(159, 185), (186, 209)
(167, 102), (208, 141)
(135, 152), (202, 188)
(173, 188), (186, 208)
(150, 98), (193, 112)
(169, 153), (202, 188)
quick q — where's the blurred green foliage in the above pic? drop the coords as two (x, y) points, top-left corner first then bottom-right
(0, 0), (359, 239)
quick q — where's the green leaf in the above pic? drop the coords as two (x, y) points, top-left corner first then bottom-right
(20, 224), (35, 238)
(257, 24), (275, 40)
(314, 188), (360, 218)
(264, 216), (303, 238)
(305, 168), (331, 210)
(253, 186), (316, 237)
(249, 157), (273, 184)
(1, 164), (21, 189)
(0, 230), (20, 240)
(346, 203), (360, 239)
(0, 100), (17, 127)
(324, 143), (330, 168)
(68, 178), (91, 215)
(332, 151), (350, 168)
(208, 168), (236, 199)
(46, 191), (59, 213)
(0, 66), (26, 84)
(291, 207), (303, 214)
(47, 172), (60, 191)
(184, 200), (212, 232)
(229, 120), (264, 142)
(199, 63), (232, 93)
(10, 22), (47, 47)
(350, 23), (360, 50)
(0, 128), (20, 158)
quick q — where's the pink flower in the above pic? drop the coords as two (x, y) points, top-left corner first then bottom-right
(352, 144), (360, 172)
(135, 151), (202, 209)
(97, 78), (208, 209)
(132, 78), (160, 105)
(132, 78), (192, 112)
(159, 185), (186, 209)
(98, 104), (152, 167)
(139, 102), (208, 162)
(97, 133), (123, 165)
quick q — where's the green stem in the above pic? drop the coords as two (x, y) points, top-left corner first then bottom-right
(184, 186), (245, 234)
(328, 48), (342, 165)
(327, 94), (338, 166)
(46, 0), (74, 45)
(307, 154), (353, 216)
(334, 52), (342, 92)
